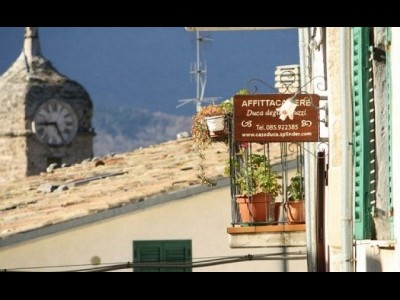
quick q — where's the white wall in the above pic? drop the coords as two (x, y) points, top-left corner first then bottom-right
(0, 187), (306, 272)
(325, 27), (344, 271)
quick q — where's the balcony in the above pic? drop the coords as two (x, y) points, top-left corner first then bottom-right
(228, 224), (306, 248)
(226, 142), (307, 248)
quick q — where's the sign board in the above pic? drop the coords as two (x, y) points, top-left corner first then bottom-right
(234, 94), (320, 143)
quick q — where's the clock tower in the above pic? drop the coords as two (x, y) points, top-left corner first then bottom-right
(0, 27), (95, 183)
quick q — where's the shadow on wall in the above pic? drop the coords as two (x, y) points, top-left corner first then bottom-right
(366, 254), (382, 272)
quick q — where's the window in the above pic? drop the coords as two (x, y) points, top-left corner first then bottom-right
(133, 240), (192, 272)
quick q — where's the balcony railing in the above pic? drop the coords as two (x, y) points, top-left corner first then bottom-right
(226, 116), (306, 227)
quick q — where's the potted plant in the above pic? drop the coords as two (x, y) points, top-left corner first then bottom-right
(192, 104), (228, 185)
(230, 151), (282, 223)
(203, 105), (228, 137)
(192, 104), (229, 147)
(191, 89), (249, 186)
(286, 174), (305, 224)
(218, 88), (248, 116)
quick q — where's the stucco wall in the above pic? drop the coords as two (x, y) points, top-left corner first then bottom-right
(326, 27), (344, 271)
(0, 187), (307, 272)
(391, 27), (400, 271)
(355, 241), (396, 272)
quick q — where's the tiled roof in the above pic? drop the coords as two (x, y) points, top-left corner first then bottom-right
(0, 138), (285, 241)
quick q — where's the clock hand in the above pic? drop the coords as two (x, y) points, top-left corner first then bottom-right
(36, 121), (58, 126)
(36, 122), (65, 144)
(53, 123), (66, 144)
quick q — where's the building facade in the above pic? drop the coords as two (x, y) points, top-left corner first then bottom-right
(300, 27), (398, 271)
(216, 27), (399, 272)
(0, 139), (306, 272)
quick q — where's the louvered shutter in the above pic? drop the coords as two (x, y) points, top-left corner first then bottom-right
(164, 241), (192, 272)
(352, 27), (373, 240)
(133, 240), (192, 272)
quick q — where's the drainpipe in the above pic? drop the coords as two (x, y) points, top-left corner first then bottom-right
(339, 27), (354, 272)
(299, 27), (317, 272)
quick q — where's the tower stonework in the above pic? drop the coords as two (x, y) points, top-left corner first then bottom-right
(0, 28), (94, 183)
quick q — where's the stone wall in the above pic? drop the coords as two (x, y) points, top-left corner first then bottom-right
(0, 55), (30, 136)
(0, 54), (94, 183)
(372, 27), (391, 240)
(26, 134), (93, 176)
(0, 137), (28, 184)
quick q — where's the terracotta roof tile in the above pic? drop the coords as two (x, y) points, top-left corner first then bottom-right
(0, 138), (288, 241)
(0, 139), (226, 239)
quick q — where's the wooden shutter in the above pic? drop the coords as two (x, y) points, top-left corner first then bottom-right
(352, 27), (374, 240)
(133, 240), (192, 272)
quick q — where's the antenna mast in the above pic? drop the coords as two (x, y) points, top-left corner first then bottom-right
(177, 30), (220, 112)
(194, 30), (205, 112)
(196, 31), (203, 112)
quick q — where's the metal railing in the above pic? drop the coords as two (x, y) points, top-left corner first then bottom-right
(226, 116), (306, 226)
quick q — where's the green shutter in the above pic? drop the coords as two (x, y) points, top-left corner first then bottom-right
(134, 241), (162, 272)
(352, 27), (373, 240)
(133, 240), (192, 272)
(164, 241), (192, 272)
(386, 27), (394, 239)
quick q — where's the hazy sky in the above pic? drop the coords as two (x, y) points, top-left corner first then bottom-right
(0, 27), (299, 116)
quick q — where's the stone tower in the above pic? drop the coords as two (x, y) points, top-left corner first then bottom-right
(0, 27), (95, 183)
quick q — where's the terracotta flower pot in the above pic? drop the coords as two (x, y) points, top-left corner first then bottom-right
(286, 201), (305, 224)
(236, 193), (278, 223)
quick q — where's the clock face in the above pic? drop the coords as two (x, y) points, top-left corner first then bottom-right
(32, 100), (78, 146)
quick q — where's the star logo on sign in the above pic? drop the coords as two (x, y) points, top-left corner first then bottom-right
(276, 97), (297, 121)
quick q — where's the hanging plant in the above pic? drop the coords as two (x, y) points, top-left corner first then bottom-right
(192, 89), (249, 185)
(192, 105), (225, 185)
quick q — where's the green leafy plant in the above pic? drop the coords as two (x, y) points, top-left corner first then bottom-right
(219, 88), (249, 116)
(192, 105), (225, 152)
(192, 105), (225, 185)
(192, 89), (249, 186)
(219, 99), (233, 115)
(228, 152), (281, 198)
(287, 174), (305, 201)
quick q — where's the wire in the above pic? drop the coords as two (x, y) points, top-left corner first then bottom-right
(1, 250), (307, 272)
(0, 261), (122, 271)
(83, 253), (307, 272)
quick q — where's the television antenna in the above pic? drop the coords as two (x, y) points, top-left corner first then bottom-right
(177, 30), (221, 112)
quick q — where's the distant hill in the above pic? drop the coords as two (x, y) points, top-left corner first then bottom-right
(93, 105), (192, 156)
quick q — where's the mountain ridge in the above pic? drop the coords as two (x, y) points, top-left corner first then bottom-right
(93, 105), (192, 156)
